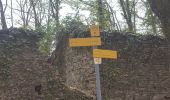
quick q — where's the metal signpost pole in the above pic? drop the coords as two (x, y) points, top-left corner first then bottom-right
(95, 64), (102, 100)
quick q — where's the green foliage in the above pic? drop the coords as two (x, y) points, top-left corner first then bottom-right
(39, 15), (89, 54)
(62, 16), (86, 28)
(39, 20), (56, 54)
(61, 15), (88, 36)
(118, 0), (137, 32)
(142, 1), (160, 34)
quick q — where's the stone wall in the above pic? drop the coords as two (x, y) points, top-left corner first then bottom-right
(2, 28), (170, 100)
(63, 32), (170, 100)
(0, 28), (94, 100)
(65, 47), (96, 97)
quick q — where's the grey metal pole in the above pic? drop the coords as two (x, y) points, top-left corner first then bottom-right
(95, 64), (102, 100)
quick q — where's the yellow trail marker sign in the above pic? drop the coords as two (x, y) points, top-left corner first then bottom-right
(93, 49), (117, 59)
(90, 25), (100, 36)
(69, 37), (101, 47)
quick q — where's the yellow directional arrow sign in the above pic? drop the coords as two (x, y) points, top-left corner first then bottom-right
(69, 37), (101, 47)
(93, 49), (117, 59)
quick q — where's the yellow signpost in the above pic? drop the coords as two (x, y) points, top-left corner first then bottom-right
(93, 49), (117, 59)
(69, 24), (118, 100)
(69, 37), (101, 47)
(90, 25), (100, 36)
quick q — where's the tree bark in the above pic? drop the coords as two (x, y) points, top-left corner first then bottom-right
(148, 0), (170, 43)
(97, 0), (104, 28)
(161, 22), (170, 44)
(49, 0), (60, 29)
(119, 0), (133, 32)
(11, 0), (13, 27)
(0, 0), (7, 29)
(29, 0), (40, 30)
(150, 10), (157, 34)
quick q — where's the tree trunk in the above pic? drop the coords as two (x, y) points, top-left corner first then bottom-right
(119, 0), (133, 32)
(11, 0), (13, 27)
(148, 0), (170, 43)
(49, 0), (60, 29)
(150, 11), (157, 34)
(126, 0), (133, 32)
(0, 0), (7, 29)
(162, 22), (170, 44)
(97, 0), (104, 29)
(133, 0), (136, 33)
(29, 0), (40, 30)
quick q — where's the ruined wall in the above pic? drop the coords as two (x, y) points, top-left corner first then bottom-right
(65, 47), (95, 97)
(101, 33), (170, 100)
(2, 28), (170, 100)
(64, 32), (170, 100)
(0, 28), (94, 100)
